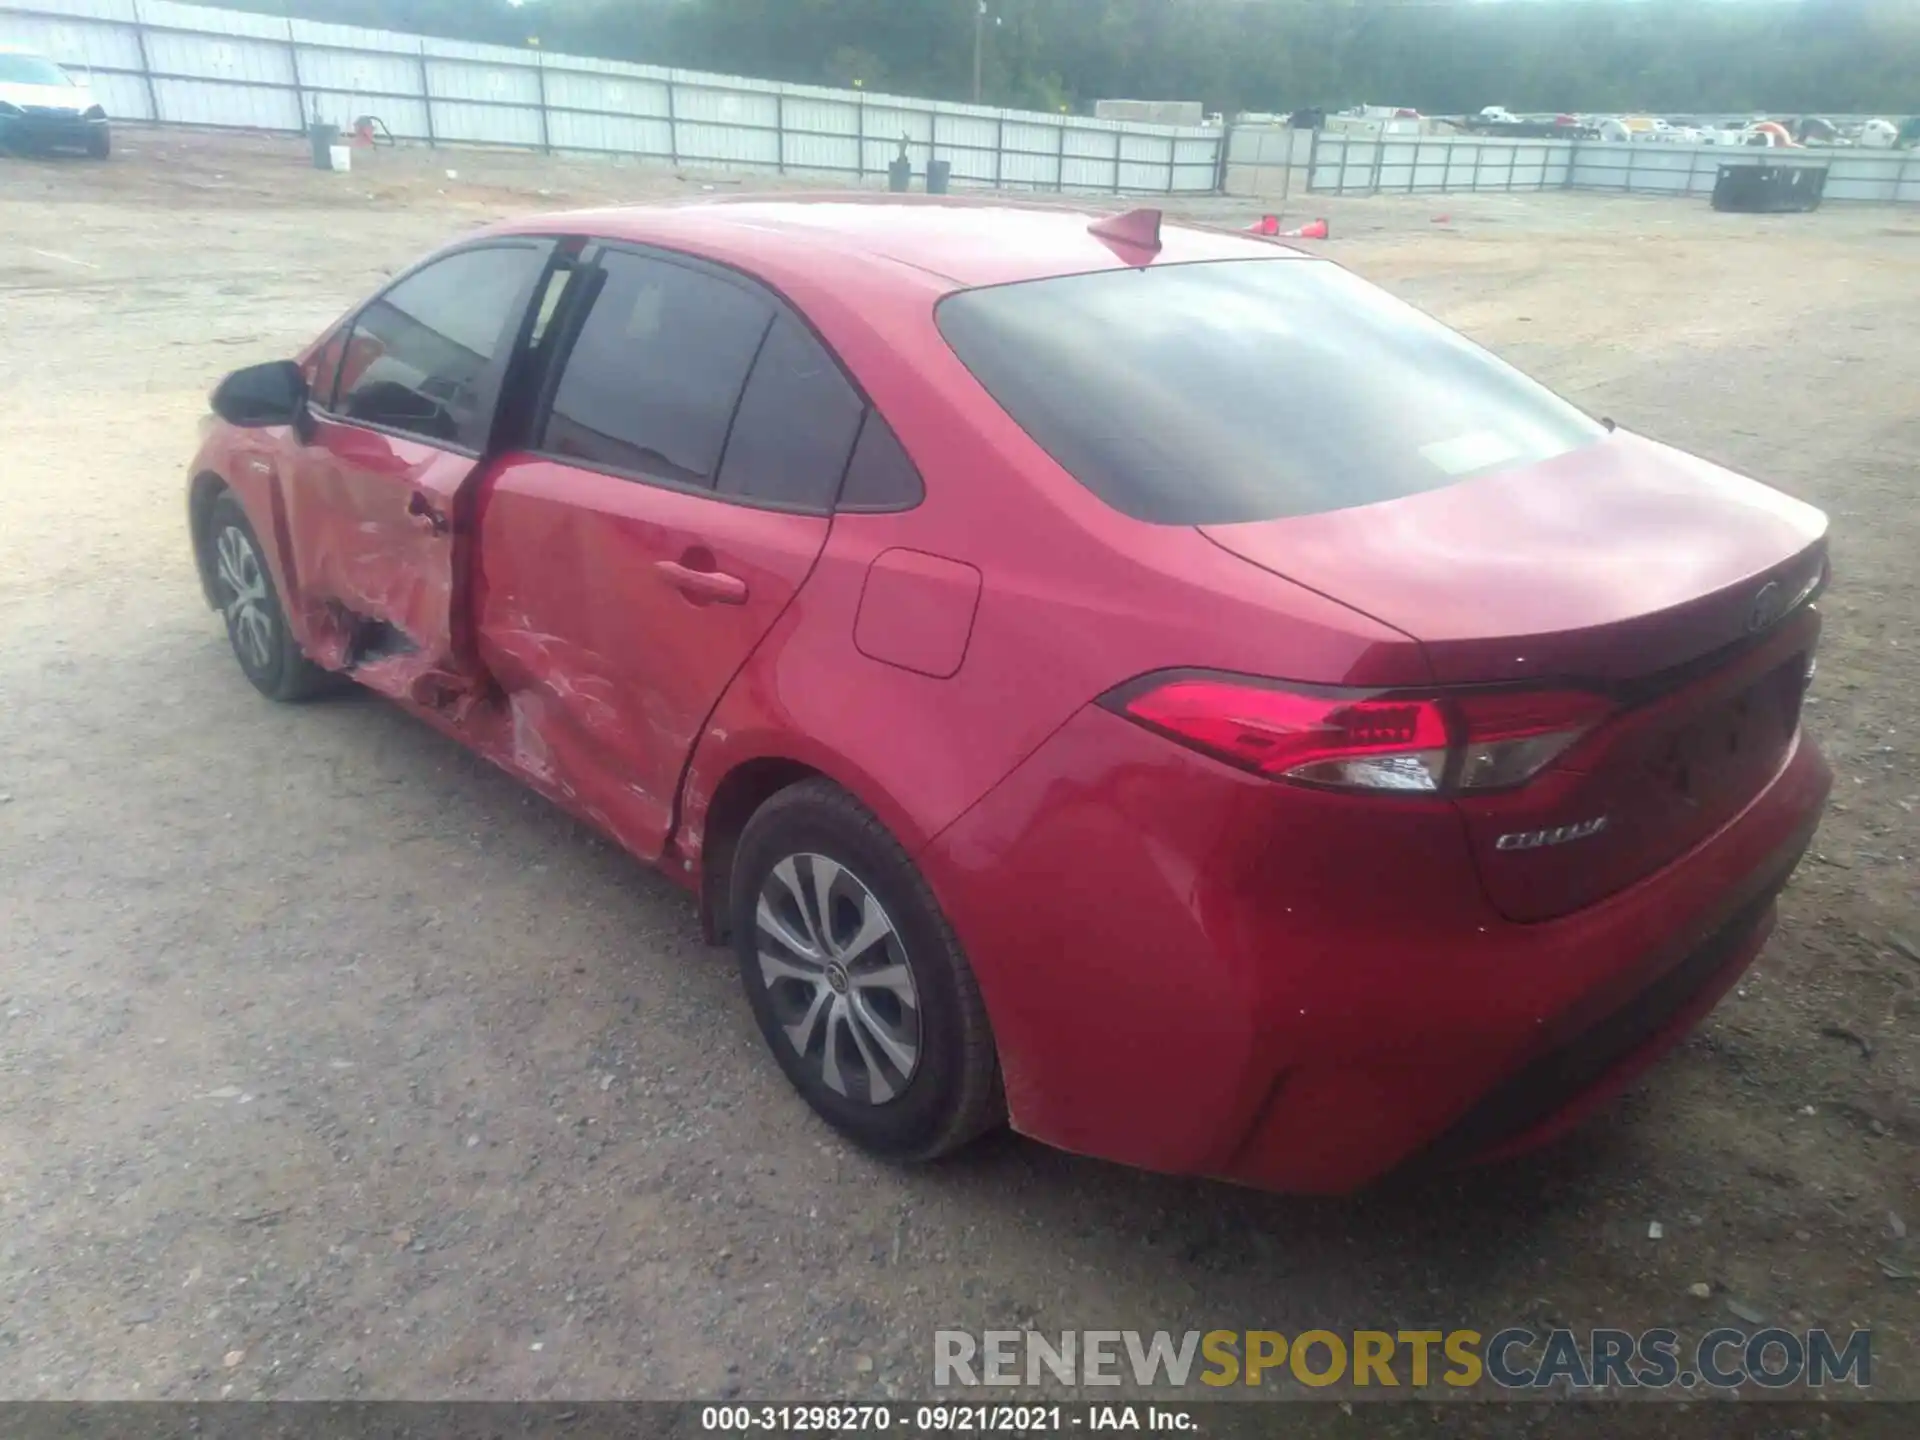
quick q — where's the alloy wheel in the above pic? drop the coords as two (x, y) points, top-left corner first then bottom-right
(754, 853), (922, 1104)
(214, 524), (275, 673)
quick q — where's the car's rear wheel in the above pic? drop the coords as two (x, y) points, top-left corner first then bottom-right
(730, 779), (1002, 1159)
(205, 491), (332, 702)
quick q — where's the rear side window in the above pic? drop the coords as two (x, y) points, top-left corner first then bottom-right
(936, 258), (1604, 525)
(837, 412), (926, 512)
(717, 315), (865, 510)
(542, 250), (772, 487)
(335, 244), (548, 451)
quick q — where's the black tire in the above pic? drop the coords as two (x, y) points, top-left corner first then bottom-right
(86, 129), (110, 160)
(204, 491), (333, 702)
(731, 778), (1003, 1160)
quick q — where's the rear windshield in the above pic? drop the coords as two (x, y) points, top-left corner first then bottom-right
(0, 54), (74, 86)
(935, 258), (1604, 525)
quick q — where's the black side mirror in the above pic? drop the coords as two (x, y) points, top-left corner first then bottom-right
(211, 360), (308, 429)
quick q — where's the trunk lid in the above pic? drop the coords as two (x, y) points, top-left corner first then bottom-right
(1202, 431), (1828, 920)
(1201, 432), (1826, 686)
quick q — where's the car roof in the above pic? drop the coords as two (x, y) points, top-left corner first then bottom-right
(486, 194), (1306, 296)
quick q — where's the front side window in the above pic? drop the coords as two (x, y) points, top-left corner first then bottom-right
(936, 258), (1605, 525)
(302, 325), (349, 410)
(334, 244), (548, 450)
(526, 262), (575, 350)
(541, 250), (773, 487)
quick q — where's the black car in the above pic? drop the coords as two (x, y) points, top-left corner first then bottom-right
(0, 48), (111, 158)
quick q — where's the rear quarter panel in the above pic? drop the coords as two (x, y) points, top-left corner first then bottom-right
(675, 280), (1430, 870)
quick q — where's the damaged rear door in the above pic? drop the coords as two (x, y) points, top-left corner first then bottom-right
(474, 245), (861, 860)
(282, 239), (556, 702)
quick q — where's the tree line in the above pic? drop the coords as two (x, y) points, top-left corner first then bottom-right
(223, 1), (1918, 118)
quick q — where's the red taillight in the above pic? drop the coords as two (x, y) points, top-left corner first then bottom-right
(1109, 674), (1614, 794)
(1119, 680), (1451, 791)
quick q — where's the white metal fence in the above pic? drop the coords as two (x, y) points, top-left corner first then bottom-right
(1566, 141), (1918, 203)
(1309, 133), (1577, 195)
(0, 0), (1225, 194)
(1231, 126), (1920, 206)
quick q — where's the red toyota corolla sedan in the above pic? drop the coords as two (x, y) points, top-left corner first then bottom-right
(186, 198), (1830, 1192)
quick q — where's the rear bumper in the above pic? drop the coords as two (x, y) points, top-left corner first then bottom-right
(1401, 871), (1792, 1173)
(922, 705), (1830, 1193)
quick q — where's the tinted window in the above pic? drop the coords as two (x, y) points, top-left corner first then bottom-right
(542, 251), (772, 487)
(493, 259), (578, 448)
(527, 262), (574, 349)
(303, 325), (349, 410)
(837, 412), (925, 512)
(717, 315), (865, 510)
(335, 245), (547, 449)
(936, 259), (1604, 525)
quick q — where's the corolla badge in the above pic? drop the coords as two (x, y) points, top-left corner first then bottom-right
(1496, 816), (1610, 852)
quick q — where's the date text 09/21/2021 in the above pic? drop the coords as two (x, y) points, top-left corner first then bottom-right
(700, 1405), (1190, 1432)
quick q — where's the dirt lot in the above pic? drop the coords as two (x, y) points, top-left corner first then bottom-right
(1, 129), (1916, 1412)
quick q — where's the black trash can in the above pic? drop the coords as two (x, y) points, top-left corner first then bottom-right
(887, 154), (912, 193)
(926, 158), (951, 195)
(308, 121), (340, 171)
(1712, 162), (1829, 213)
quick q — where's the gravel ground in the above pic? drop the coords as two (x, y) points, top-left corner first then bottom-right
(0, 130), (1915, 1413)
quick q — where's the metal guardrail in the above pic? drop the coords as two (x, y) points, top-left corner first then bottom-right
(1220, 125), (1916, 206)
(0, 0), (1225, 195)
(1283, 129), (1919, 205)
(1308, 132), (1571, 195)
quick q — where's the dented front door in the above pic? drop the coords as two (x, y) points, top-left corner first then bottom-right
(280, 421), (477, 698)
(280, 240), (555, 702)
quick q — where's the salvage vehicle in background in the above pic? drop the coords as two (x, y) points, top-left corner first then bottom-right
(0, 45), (109, 157)
(184, 197), (1831, 1192)
(0, 45), (110, 157)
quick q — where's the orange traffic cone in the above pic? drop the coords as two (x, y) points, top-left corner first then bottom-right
(1247, 215), (1329, 240)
